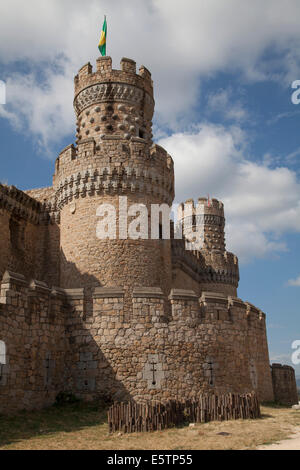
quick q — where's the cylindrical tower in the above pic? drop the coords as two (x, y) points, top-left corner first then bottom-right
(53, 57), (174, 300)
(74, 57), (154, 144)
(178, 197), (239, 296)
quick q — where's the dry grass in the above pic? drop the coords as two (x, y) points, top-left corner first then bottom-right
(0, 401), (300, 450)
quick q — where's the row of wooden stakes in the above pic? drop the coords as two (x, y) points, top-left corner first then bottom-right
(108, 392), (261, 433)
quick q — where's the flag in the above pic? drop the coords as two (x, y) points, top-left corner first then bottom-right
(98, 16), (107, 56)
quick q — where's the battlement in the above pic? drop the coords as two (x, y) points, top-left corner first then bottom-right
(53, 138), (174, 208)
(73, 57), (155, 145)
(0, 271), (87, 316)
(91, 283), (265, 326)
(177, 197), (226, 254)
(74, 57), (153, 96)
(0, 183), (58, 225)
(179, 197), (224, 217)
(271, 363), (296, 372)
(0, 270), (262, 326)
(150, 144), (173, 170)
(171, 237), (239, 296)
(0, 184), (41, 221)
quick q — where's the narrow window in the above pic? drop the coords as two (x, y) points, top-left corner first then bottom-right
(159, 223), (163, 240)
(0, 341), (6, 382)
(0, 341), (6, 365)
(9, 217), (25, 250)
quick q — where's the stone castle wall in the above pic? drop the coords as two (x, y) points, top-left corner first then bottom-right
(0, 184), (60, 288)
(0, 271), (274, 413)
(271, 363), (299, 405)
(0, 272), (66, 414)
(64, 288), (274, 403)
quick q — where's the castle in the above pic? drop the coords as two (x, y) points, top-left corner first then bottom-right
(0, 56), (298, 413)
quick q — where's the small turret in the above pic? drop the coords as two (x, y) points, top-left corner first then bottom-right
(177, 197), (239, 296)
(73, 57), (154, 145)
(178, 197), (225, 252)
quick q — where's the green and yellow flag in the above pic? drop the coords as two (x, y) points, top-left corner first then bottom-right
(98, 16), (107, 56)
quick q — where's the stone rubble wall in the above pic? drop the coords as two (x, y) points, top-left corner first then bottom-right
(271, 363), (299, 405)
(0, 184), (60, 287)
(65, 287), (274, 404)
(0, 271), (275, 413)
(0, 272), (66, 414)
(171, 238), (239, 297)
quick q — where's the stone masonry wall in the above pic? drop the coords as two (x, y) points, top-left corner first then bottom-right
(271, 363), (298, 405)
(64, 288), (274, 404)
(0, 272), (66, 414)
(0, 184), (60, 287)
(0, 269), (274, 413)
(0, 207), (41, 282)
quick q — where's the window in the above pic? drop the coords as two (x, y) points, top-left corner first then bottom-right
(0, 341), (6, 365)
(159, 223), (163, 239)
(0, 341), (6, 385)
(9, 217), (25, 250)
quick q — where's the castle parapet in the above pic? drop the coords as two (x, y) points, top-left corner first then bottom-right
(73, 57), (154, 146)
(96, 56), (112, 73)
(74, 57), (153, 97)
(121, 57), (136, 74)
(0, 271), (67, 324)
(0, 184), (59, 225)
(169, 289), (200, 323)
(132, 288), (166, 327)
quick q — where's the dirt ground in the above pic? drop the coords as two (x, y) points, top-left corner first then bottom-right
(0, 401), (300, 450)
(257, 427), (300, 450)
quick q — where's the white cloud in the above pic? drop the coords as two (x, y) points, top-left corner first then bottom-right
(1, 1), (300, 147)
(1, 69), (75, 152)
(287, 275), (300, 287)
(207, 89), (248, 122)
(158, 123), (300, 262)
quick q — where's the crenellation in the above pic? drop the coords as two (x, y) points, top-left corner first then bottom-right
(121, 57), (137, 74)
(78, 62), (93, 80)
(96, 55), (112, 73)
(139, 65), (152, 84)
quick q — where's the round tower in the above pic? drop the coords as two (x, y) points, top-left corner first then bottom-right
(53, 57), (174, 301)
(179, 197), (226, 252)
(178, 197), (239, 296)
(74, 57), (154, 144)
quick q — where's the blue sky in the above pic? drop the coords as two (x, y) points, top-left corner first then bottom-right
(0, 0), (299, 375)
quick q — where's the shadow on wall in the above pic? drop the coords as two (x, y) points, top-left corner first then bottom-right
(0, 262), (132, 414)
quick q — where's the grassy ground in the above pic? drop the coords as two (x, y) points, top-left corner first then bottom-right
(0, 401), (299, 450)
